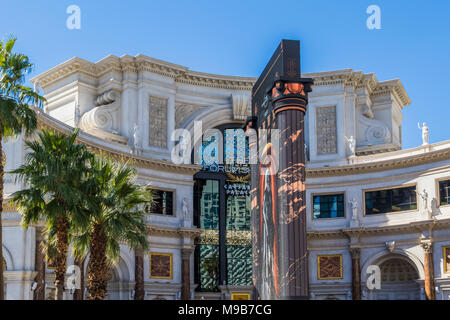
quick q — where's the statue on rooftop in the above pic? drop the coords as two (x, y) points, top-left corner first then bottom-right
(418, 122), (429, 145)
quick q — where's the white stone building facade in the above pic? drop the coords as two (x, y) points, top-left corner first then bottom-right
(1, 54), (449, 300)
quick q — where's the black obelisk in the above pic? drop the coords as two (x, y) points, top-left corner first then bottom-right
(249, 40), (313, 300)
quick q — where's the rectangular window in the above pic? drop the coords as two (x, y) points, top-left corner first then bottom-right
(439, 179), (450, 206)
(313, 194), (345, 219)
(365, 186), (417, 215)
(148, 189), (173, 215)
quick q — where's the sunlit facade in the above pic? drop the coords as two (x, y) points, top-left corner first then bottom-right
(1, 55), (449, 300)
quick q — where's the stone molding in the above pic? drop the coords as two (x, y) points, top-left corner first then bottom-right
(31, 58), (410, 108)
(307, 146), (450, 178)
(146, 224), (201, 239)
(36, 110), (200, 175)
(36, 107), (450, 178)
(308, 217), (450, 240)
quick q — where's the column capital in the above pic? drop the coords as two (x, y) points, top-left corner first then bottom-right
(181, 248), (194, 259)
(350, 248), (361, 259)
(420, 239), (433, 254)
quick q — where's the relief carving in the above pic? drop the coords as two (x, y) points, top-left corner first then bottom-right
(175, 103), (203, 129)
(316, 106), (337, 155)
(357, 104), (391, 147)
(149, 95), (168, 148)
(79, 90), (127, 144)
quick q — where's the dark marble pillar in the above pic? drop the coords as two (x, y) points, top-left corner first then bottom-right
(181, 248), (193, 300)
(350, 248), (361, 300)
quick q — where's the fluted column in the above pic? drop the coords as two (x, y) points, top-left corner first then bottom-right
(350, 248), (361, 300)
(421, 239), (435, 300)
(181, 248), (193, 300)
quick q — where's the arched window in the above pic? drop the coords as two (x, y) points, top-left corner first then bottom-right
(380, 258), (418, 282)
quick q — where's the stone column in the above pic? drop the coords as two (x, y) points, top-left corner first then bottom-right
(33, 228), (46, 300)
(251, 40), (313, 300)
(134, 249), (145, 300)
(350, 248), (361, 300)
(181, 248), (193, 300)
(421, 239), (436, 300)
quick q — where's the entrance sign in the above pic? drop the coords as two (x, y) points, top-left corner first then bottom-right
(249, 40), (313, 300)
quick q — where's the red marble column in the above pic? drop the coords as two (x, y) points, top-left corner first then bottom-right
(421, 240), (436, 300)
(181, 248), (193, 300)
(350, 248), (361, 300)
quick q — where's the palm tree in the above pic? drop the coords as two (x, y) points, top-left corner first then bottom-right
(11, 129), (93, 300)
(73, 158), (151, 300)
(0, 36), (45, 300)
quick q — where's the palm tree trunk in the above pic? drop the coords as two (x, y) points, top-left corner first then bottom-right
(55, 216), (69, 300)
(134, 249), (144, 300)
(33, 228), (46, 300)
(87, 223), (108, 300)
(73, 257), (85, 300)
(0, 127), (5, 300)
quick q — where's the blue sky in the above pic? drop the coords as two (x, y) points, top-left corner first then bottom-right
(1, 0), (449, 149)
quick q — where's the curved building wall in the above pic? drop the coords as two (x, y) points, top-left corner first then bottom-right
(0, 54), (448, 299)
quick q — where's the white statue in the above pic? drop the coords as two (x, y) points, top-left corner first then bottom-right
(345, 135), (356, 156)
(350, 198), (358, 220)
(74, 100), (81, 128)
(418, 189), (429, 212)
(182, 197), (189, 218)
(133, 124), (140, 149)
(417, 122), (429, 145)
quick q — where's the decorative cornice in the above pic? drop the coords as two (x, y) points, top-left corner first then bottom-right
(31, 56), (409, 108)
(308, 218), (450, 240)
(146, 224), (201, 239)
(307, 146), (450, 178)
(36, 110), (201, 175)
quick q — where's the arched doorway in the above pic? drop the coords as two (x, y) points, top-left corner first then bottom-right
(372, 256), (420, 300)
(105, 257), (131, 300)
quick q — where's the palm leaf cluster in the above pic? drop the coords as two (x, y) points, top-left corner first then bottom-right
(0, 37), (45, 300)
(11, 129), (152, 300)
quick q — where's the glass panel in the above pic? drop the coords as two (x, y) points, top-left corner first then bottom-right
(198, 245), (219, 291)
(440, 180), (450, 206)
(199, 180), (219, 230)
(313, 194), (345, 219)
(226, 245), (252, 286)
(226, 182), (252, 286)
(365, 186), (417, 215)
